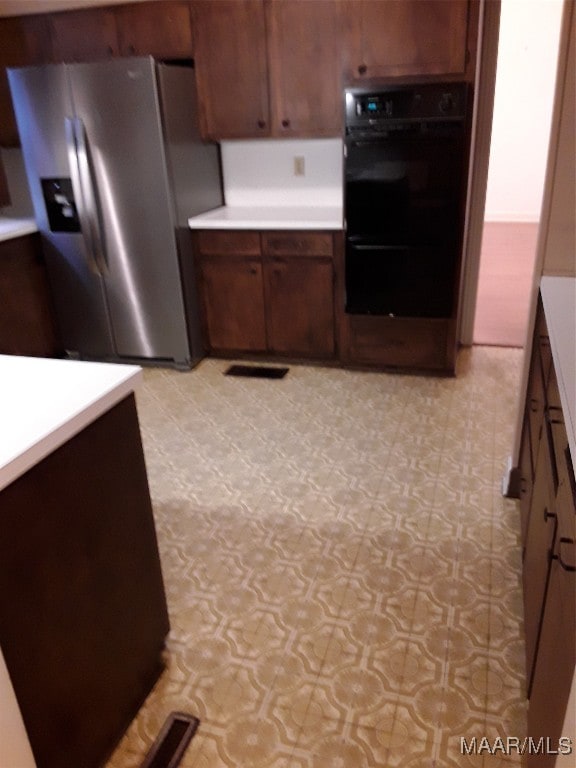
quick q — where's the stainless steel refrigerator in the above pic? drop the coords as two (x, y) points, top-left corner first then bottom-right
(8, 57), (223, 369)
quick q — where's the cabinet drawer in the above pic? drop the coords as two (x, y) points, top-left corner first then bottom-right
(348, 316), (449, 370)
(196, 230), (261, 257)
(262, 232), (333, 257)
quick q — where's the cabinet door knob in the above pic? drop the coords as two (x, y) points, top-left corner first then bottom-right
(257, 119), (266, 129)
(281, 119), (290, 128)
(358, 64), (367, 75)
(128, 44), (136, 55)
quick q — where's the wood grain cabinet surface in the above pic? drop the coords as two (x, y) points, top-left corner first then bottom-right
(115, 0), (193, 58)
(266, 0), (342, 137)
(0, 233), (60, 358)
(50, 7), (119, 62)
(194, 0), (341, 140)
(342, 0), (471, 81)
(0, 15), (53, 146)
(192, 0), (269, 139)
(518, 294), (576, 765)
(0, 394), (169, 768)
(196, 230), (336, 360)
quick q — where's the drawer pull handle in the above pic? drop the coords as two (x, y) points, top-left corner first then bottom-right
(544, 508), (556, 523)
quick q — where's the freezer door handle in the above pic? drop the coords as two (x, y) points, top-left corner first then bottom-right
(65, 116), (100, 274)
(64, 117), (107, 276)
(72, 117), (108, 275)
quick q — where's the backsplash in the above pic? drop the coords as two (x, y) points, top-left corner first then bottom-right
(220, 138), (343, 207)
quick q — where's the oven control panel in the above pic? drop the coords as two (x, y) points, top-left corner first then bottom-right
(345, 82), (468, 129)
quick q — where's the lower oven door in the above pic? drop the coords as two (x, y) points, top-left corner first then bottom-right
(345, 238), (457, 318)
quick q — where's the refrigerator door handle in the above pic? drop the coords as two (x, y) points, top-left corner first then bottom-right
(65, 116), (100, 275)
(73, 117), (109, 275)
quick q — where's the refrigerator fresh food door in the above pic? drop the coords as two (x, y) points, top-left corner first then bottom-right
(68, 57), (191, 364)
(7, 64), (115, 358)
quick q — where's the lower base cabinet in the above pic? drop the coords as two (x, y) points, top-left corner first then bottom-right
(518, 293), (576, 765)
(196, 229), (337, 360)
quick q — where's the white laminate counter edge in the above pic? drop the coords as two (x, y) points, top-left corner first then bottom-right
(540, 276), (576, 468)
(188, 205), (344, 231)
(0, 218), (38, 242)
(0, 356), (142, 492)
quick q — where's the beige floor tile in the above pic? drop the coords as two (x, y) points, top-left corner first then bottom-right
(106, 348), (527, 767)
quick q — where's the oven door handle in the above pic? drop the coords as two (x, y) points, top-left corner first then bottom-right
(350, 244), (412, 251)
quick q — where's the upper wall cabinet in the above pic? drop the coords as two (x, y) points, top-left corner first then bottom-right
(0, 15), (53, 146)
(193, 0), (342, 140)
(266, 0), (342, 137)
(50, 1), (193, 63)
(114, 1), (194, 58)
(192, 0), (269, 139)
(342, 0), (471, 81)
(50, 8), (120, 62)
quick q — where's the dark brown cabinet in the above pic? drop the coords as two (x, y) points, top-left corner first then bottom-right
(193, 0), (269, 139)
(518, 293), (576, 764)
(115, 1), (193, 58)
(193, 0), (342, 139)
(0, 233), (60, 358)
(0, 154), (9, 207)
(266, 0), (342, 137)
(342, 0), (471, 81)
(50, 7), (119, 62)
(0, 15), (52, 146)
(262, 232), (335, 357)
(0, 394), (169, 768)
(196, 229), (337, 359)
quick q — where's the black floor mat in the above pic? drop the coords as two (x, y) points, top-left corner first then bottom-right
(225, 364), (289, 379)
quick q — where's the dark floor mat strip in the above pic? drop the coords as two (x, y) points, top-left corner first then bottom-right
(225, 364), (289, 379)
(140, 712), (199, 768)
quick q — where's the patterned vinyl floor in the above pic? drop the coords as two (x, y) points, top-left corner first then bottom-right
(106, 346), (527, 768)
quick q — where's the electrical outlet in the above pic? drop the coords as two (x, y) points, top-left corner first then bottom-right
(294, 156), (305, 176)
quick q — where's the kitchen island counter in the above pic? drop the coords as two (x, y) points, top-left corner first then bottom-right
(0, 217), (37, 242)
(0, 354), (142, 492)
(0, 355), (169, 768)
(188, 204), (343, 231)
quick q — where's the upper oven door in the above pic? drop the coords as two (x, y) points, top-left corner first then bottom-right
(344, 121), (466, 242)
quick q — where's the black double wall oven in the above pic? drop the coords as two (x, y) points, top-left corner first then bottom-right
(344, 82), (470, 320)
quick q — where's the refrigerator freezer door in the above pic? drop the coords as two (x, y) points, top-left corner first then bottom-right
(68, 58), (191, 364)
(7, 65), (115, 358)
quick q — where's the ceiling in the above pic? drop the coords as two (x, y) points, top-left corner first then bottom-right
(0, 0), (147, 16)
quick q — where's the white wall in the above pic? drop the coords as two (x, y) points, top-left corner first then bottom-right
(221, 139), (343, 207)
(484, 0), (563, 222)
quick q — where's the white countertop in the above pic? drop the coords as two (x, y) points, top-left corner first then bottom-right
(188, 205), (343, 231)
(0, 217), (38, 242)
(0, 355), (142, 492)
(541, 276), (576, 466)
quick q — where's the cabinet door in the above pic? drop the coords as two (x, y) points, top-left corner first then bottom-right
(192, 0), (269, 139)
(343, 0), (469, 80)
(523, 428), (557, 695)
(266, 0), (342, 137)
(50, 8), (119, 62)
(0, 15), (52, 146)
(264, 258), (335, 358)
(0, 234), (60, 357)
(200, 256), (267, 352)
(527, 474), (576, 768)
(116, 0), (193, 58)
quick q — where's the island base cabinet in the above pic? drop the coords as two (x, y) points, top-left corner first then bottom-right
(0, 394), (169, 768)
